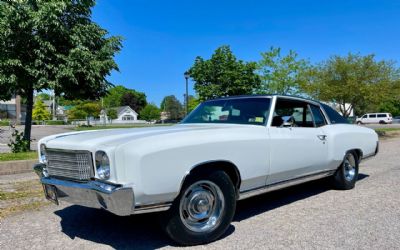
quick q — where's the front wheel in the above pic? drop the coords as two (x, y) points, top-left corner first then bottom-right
(332, 151), (359, 190)
(161, 170), (236, 246)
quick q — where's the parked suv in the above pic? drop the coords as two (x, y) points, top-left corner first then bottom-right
(356, 113), (392, 124)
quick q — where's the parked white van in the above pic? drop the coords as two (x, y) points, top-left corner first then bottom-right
(356, 113), (392, 124)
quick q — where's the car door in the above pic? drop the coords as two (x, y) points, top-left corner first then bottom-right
(266, 98), (329, 185)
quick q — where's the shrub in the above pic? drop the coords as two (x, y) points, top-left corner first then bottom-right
(8, 129), (31, 153)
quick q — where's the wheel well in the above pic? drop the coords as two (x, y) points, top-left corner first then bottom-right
(184, 161), (241, 198)
(349, 149), (363, 163)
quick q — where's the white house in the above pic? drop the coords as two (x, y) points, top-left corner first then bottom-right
(99, 106), (140, 124)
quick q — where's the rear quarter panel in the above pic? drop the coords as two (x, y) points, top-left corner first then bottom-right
(322, 124), (378, 169)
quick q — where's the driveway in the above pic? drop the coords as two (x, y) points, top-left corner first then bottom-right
(0, 138), (399, 249)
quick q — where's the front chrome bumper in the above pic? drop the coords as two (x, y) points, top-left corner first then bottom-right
(34, 163), (134, 216)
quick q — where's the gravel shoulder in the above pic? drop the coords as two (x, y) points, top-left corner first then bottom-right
(0, 138), (399, 249)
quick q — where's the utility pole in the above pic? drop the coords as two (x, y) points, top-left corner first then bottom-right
(184, 71), (190, 115)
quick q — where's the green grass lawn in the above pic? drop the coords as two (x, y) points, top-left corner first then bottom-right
(0, 151), (37, 162)
(374, 127), (400, 132)
(74, 123), (174, 131)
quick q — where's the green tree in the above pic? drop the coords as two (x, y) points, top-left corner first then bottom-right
(32, 99), (50, 121)
(188, 45), (261, 101)
(161, 95), (184, 120)
(0, 0), (122, 148)
(140, 103), (161, 121)
(36, 92), (50, 101)
(188, 95), (200, 112)
(302, 53), (399, 117)
(103, 85), (147, 111)
(106, 108), (118, 120)
(257, 47), (310, 95)
(68, 102), (101, 125)
(121, 91), (147, 113)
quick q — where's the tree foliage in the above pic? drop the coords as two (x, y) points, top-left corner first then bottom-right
(302, 53), (399, 117)
(140, 103), (161, 121)
(188, 95), (200, 113)
(36, 92), (50, 101)
(160, 95), (184, 120)
(32, 99), (50, 121)
(68, 102), (101, 120)
(0, 0), (122, 146)
(121, 92), (147, 113)
(106, 108), (118, 120)
(188, 45), (261, 101)
(103, 85), (147, 112)
(257, 47), (310, 95)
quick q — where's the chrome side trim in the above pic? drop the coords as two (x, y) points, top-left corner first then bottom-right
(238, 170), (335, 200)
(134, 202), (172, 214)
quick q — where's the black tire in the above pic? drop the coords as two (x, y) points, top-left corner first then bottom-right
(332, 151), (359, 190)
(161, 170), (236, 246)
(379, 120), (386, 124)
(356, 121), (362, 125)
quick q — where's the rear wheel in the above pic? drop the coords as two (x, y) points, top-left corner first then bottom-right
(379, 120), (386, 124)
(161, 170), (236, 246)
(332, 151), (359, 190)
(356, 121), (362, 125)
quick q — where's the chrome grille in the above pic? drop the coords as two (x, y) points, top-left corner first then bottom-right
(46, 150), (94, 181)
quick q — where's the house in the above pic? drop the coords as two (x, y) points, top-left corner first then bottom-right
(0, 95), (25, 123)
(100, 106), (139, 124)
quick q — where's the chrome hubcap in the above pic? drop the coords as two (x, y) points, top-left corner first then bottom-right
(343, 153), (356, 181)
(179, 180), (225, 233)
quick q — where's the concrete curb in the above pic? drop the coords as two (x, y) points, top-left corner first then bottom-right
(0, 160), (37, 175)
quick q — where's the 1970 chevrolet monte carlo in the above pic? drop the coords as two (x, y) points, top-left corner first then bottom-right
(34, 95), (379, 245)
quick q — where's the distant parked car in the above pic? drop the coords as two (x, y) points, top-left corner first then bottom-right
(393, 116), (400, 123)
(356, 113), (392, 125)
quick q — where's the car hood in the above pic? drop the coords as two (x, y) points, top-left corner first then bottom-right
(40, 124), (243, 151)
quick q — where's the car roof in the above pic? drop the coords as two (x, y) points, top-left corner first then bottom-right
(204, 94), (322, 105)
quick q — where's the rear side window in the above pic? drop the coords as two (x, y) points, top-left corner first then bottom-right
(369, 114), (377, 118)
(320, 103), (348, 124)
(377, 114), (386, 118)
(310, 105), (327, 127)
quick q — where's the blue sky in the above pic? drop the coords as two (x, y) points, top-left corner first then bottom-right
(92, 0), (400, 106)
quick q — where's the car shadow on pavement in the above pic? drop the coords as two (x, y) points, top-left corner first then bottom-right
(234, 174), (369, 222)
(54, 205), (235, 249)
(54, 174), (368, 248)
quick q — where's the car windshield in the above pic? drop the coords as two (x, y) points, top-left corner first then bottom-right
(182, 97), (271, 126)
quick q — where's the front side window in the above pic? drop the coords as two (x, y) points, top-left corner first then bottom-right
(362, 115), (367, 118)
(272, 98), (316, 128)
(182, 98), (271, 126)
(369, 114), (377, 118)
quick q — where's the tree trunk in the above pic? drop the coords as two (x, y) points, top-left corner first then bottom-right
(24, 86), (34, 150)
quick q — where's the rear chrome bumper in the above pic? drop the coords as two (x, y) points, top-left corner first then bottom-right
(34, 163), (170, 216)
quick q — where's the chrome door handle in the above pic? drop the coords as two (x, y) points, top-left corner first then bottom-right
(317, 135), (327, 140)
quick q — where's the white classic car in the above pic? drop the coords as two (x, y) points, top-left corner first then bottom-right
(34, 95), (379, 245)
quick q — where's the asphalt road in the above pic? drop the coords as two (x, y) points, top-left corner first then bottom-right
(0, 138), (399, 249)
(0, 125), (74, 153)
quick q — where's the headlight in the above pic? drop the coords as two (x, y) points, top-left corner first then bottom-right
(95, 151), (110, 180)
(40, 144), (47, 164)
